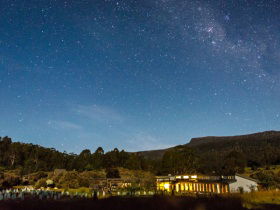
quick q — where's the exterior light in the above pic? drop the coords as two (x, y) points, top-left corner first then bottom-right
(191, 175), (197, 179)
(164, 183), (170, 189)
(183, 176), (189, 179)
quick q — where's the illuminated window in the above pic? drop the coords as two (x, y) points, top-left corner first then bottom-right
(212, 184), (215, 192)
(181, 183), (184, 191)
(164, 183), (170, 190)
(176, 184), (179, 192)
(189, 183), (193, 191)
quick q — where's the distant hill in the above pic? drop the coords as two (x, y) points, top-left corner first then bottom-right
(137, 130), (280, 160)
(188, 130), (280, 147)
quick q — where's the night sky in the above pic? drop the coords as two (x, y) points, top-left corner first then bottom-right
(1, 0), (280, 153)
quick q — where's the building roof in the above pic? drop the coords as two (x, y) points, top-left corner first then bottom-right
(235, 174), (259, 183)
(156, 174), (236, 183)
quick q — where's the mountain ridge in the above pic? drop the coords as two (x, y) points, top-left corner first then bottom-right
(136, 130), (280, 159)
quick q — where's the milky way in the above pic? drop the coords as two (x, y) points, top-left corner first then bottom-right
(0, 0), (280, 153)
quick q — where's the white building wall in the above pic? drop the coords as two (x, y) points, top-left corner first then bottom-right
(229, 175), (258, 193)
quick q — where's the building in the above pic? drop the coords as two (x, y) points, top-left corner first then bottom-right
(90, 178), (132, 192)
(156, 174), (258, 194)
(229, 174), (258, 192)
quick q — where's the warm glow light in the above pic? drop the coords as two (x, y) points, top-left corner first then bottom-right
(183, 176), (189, 179)
(176, 184), (179, 192)
(176, 176), (181, 179)
(191, 175), (197, 178)
(164, 183), (170, 189)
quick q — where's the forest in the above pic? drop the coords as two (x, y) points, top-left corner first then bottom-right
(0, 131), (280, 189)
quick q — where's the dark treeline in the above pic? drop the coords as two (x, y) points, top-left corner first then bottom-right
(1, 131), (280, 179)
(0, 136), (159, 175)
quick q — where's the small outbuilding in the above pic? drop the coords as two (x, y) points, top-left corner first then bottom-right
(228, 174), (258, 193)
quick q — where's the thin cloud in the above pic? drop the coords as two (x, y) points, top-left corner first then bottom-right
(74, 104), (124, 123)
(48, 120), (83, 130)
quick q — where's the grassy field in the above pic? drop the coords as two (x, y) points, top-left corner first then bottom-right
(240, 191), (280, 209)
(0, 194), (279, 210)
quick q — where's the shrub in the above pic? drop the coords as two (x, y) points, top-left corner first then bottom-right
(35, 178), (47, 188)
(106, 168), (120, 178)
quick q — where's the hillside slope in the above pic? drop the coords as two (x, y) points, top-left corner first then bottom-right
(137, 131), (280, 160)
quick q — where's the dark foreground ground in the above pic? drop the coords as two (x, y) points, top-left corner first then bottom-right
(0, 196), (279, 210)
